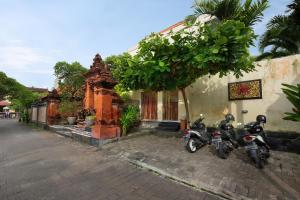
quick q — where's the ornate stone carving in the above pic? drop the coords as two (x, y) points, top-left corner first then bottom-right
(83, 54), (121, 139)
(85, 54), (117, 89)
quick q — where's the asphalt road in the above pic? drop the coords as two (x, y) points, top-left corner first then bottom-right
(0, 120), (221, 200)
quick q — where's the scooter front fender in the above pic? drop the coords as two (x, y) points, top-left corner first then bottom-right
(183, 130), (206, 145)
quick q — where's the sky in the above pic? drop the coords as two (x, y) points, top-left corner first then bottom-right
(0, 0), (291, 89)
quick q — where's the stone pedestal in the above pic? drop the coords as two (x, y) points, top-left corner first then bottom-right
(84, 54), (121, 140)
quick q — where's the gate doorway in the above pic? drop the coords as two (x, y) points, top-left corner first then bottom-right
(141, 91), (157, 120)
(163, 91), (178, 121)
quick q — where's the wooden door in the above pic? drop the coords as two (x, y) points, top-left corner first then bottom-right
(163, 91), (178, 120)
(141, 91), (157, 120)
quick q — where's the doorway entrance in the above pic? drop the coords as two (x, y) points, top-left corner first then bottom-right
(163, 91), (178, 121)
(141, 91), (157, 120)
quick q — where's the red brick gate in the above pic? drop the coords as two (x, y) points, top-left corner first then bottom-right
(84, 54), (121, 139)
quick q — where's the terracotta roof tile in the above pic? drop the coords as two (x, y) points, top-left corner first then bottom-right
(0, 101), (10, 106)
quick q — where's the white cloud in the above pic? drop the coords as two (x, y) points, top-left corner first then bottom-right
(0, 46), (51, 70)
(0, 40), (63, 88)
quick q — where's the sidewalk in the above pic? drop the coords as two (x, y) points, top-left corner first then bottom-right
(101, 133), (300, 200)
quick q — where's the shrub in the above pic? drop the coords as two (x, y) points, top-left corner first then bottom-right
(20, 110), (30, 123)
(120, 105), (140, 136)
(282, 83), (300, 121)
(58, 100), (81, 117)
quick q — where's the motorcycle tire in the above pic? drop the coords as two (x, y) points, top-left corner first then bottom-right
(186, 138), (199, 153)
(260, 146), (270, 158)
(253, 149), (264, 169)
(217, 142), (230, 159)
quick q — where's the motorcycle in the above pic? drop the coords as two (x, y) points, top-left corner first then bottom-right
(211, 115), (238, 159)
(239, 115), (270, 168)
(183, 114), (210, 153)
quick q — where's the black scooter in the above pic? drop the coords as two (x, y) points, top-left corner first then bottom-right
(237, 115), (270, 168)
(210, 119), (238, 159)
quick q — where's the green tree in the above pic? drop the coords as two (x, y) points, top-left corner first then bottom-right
(187, 0), (269, 27)
(109, 20), (256, 122)
(258, 0), (300, 60)
(0, 71), (39, 112)
(54, 61), (88, 100)
(105, 53), (132, 102)
(282, 83), (300, 121)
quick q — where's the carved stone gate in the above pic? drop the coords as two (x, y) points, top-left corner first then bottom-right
(84, 54), (121, 139)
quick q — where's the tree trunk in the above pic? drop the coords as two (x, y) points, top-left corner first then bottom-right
(180, 88), (190, 128)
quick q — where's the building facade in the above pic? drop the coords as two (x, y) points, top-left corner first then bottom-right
(127, 17), (300, 133)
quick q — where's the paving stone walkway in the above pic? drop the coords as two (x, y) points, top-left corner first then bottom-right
(102, 133), (300, 200)
(0, 120), (220, 200)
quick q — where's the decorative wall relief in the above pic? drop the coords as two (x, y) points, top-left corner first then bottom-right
(228, 79), (262, 100)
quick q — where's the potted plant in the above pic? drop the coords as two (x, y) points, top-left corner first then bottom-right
(83, 108), (96, 127)
(58, 100), (80, 125)
(85, 115), (96, 127)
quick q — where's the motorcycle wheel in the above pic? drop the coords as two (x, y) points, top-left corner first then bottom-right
(260, 146), (270, 158)
(254, 149), (264, 169)
(186, 138), (199, 153)
(217, 142), (230, 159)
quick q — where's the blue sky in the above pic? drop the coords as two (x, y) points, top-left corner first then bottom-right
(0, 0), (290, 89)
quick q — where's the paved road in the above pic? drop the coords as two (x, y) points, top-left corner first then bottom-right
(0, 120), (221, 200)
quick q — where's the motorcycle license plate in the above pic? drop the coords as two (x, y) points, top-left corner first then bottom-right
(211, 138), (221, 143)
(211, 138), (221, 148)
(245, 143), (258, 151)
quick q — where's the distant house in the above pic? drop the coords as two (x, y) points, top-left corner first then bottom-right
(0, 100), (11, 112)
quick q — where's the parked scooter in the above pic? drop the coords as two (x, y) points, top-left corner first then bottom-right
(211, 114), (238, 159)
(239, 115), (270, 168)
(183, 114), (210, 153)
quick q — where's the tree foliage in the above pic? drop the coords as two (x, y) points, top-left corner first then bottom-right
(109, 21), (255, 91)
(0, 71), (40, 111)
(282, 83), (300, 121)
(187, 0), (269, 27)
(107, 20), (256, 121)
(258, 0), (300, 60)
(54, 61), (88, 100)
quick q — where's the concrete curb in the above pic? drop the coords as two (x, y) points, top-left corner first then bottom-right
(46, 125), (153, 148)
(123, 157), (252, 200)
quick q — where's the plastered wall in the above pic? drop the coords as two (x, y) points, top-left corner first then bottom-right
(185, 55), (300, 132)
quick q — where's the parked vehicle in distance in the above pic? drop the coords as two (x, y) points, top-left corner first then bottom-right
(239, 115), (270, 168)
(183, 114), (210, 153)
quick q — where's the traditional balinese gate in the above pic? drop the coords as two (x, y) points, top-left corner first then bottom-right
(84, 54), (122, 139)
(47, 90), (60, 125)
(141, 91), (157, 120)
